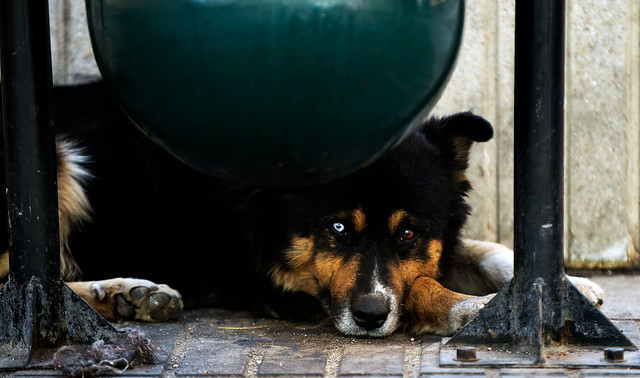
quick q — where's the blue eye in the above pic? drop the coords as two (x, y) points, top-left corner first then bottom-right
(332, 222), (346, 234)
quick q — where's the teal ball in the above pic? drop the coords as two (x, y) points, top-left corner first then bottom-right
(86, 0), (464, 186)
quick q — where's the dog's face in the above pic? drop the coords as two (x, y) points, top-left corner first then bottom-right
(268, 113), (493, 337)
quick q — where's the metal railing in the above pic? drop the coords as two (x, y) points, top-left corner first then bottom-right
(0, 0), (636, 370)
(0, 0), (119, 368)
(444, 0), (637, 367)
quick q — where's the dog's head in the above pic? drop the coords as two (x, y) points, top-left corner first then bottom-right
(269, 112), (493, 336)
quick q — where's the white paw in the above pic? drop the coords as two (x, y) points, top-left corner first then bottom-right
(91, 278), (183, 321)
(567, 275), (604, 307)
(438, 293), (495, 336)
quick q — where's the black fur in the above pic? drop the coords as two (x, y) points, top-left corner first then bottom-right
(0, 81), (493, 322)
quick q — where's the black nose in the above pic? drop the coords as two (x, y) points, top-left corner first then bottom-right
(351, 295), (390, 330)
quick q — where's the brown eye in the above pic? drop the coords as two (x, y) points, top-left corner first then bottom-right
(401, 229), (415, 241)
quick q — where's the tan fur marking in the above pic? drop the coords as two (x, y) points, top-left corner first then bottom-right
(269, 265), (319, 297)
(270, 236), (322, 296)
(452, 136), (473, 166)
(314, 252), (344, 288)
(269, 234), (360, 305)
(284, 236), (315, 268)
(328, 256), (359, 306)
(391, 239), (444, 290)
(398, 260), (438, 285)
(331, 208), (367, 233)
(392, 239), (490, 335)
(388, 210), (408, 234)
(386, 238), (448, 330)
(427, 239), (443, 263)
(67, 281), (121, 321)
(56, 140), (92, 280)
(352, 208), (367, 233)
(67, 281), (119, 320)
(420, 239), (444, 279)
(404, 276), (469, 334)
(455, 170), (468, 183)
(0, 251), (9, 279)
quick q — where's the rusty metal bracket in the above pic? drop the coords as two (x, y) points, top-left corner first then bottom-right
(0, 280), (121, 368)
(0, 0), (120, 369)
(442, 280), (638, 368)
(441, 321), (640, 368)
(442, 0), (636, 367)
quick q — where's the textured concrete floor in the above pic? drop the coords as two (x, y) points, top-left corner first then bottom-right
(2, 273), (640, 377)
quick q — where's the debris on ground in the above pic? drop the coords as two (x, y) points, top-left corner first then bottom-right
(52, 327), (154, 376)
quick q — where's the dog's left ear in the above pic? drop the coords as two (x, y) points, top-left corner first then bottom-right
(420, 112), (493, 170)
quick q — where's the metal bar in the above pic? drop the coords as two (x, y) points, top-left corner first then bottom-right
(0, 0), (120, 368)
(444, 0), (635, 359)
(512, 0), (566, 348)
(0, 0), (64, 345)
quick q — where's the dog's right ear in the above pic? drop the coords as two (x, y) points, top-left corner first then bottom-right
(419, 112), (493, 170)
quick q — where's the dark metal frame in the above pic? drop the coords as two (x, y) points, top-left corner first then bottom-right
(444, 0), (637, 365)
(0, 0), (635, 370)
(0, 0), (118, 369)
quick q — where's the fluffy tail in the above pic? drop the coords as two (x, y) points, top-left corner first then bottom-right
(56, 136), (92, 280)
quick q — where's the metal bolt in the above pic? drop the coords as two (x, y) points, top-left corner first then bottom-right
(455, 346), (479, 362)
(604, 347), (625, 362)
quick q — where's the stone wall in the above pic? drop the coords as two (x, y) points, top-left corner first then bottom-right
(48, 0), (640, 268)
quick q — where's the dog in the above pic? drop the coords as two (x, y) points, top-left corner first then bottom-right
(0, 81), (604, 337)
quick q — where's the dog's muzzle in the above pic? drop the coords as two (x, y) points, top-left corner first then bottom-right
(350, 294), (390, 331)
(335, 289), (400, 337)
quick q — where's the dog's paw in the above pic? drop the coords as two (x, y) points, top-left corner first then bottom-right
(438, 293), (495, 336)
(567, 275), (604, 307)
(88, 278), (183, 321)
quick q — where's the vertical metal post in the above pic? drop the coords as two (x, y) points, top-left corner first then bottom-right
(0, 0), (64, 335)
(513, 0), (567, 348)
(0, 0), (119, 368)
(445, 0), (635, 361)
(0, 0), (66, 353)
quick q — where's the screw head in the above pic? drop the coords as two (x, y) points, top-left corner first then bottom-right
(604, 347), (625, 362)
(455, 346), (479, 362)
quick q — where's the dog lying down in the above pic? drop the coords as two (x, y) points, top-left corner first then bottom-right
(0, 82), (604, 337)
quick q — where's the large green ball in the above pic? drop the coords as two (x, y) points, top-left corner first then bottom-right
(86, 0), (464, 186)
